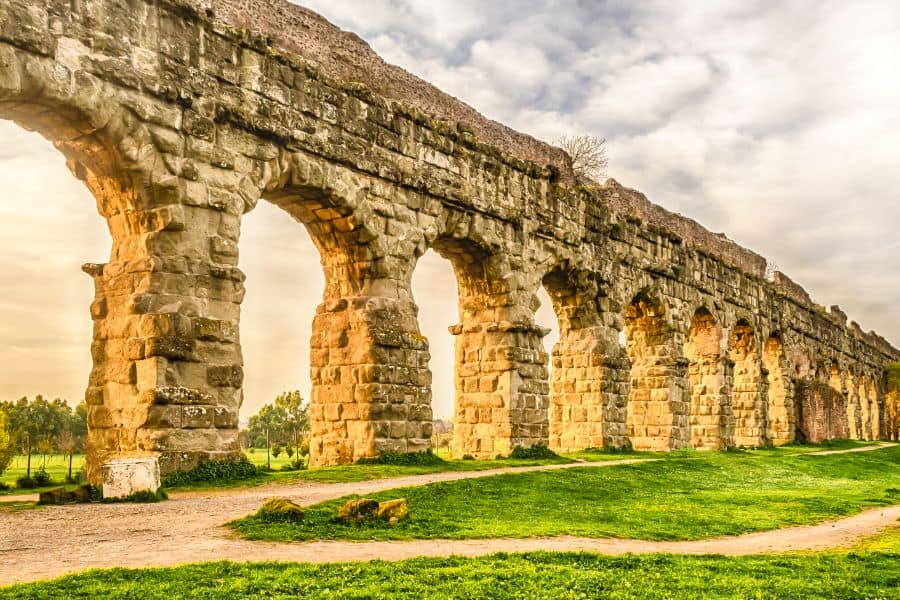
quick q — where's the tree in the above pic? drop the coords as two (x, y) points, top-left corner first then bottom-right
(1, 396), (71, 480)
(247, 403), (285, 471)
(274, 390), (309, 459)
(57, 402), (87, 482)
(556, 134), (608, 183)
(0, 410), (14, 479)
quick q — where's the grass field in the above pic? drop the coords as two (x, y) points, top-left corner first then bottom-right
(2, 529), (898, 599)
(0, 454), (83, 496)
(231, 445), (900, 542)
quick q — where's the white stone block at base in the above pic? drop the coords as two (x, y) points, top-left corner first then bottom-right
(101, 457), (161, 499)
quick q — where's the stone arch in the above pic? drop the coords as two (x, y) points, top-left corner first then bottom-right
(729, 318), (767, 447)
(845, 367), (861, 439)
(258, 156), (434, 466)
(624, 290), (689, 451)
(428, 234), (548, 458)
(763, 332), (794, 445)
(683, 306), (731, 449)
(858, 374), (873, 440)
(0, 70), (251, 480)
(869, 378), (881, 440)
(542, 264), (628, 453)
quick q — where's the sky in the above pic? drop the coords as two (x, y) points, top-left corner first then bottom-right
(1, 0), (898, 418)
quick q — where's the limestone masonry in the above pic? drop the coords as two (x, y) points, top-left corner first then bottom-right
(1, 0), (896, 482)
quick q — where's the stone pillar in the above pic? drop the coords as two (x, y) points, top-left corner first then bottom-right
(684, 309), (732, 450)
(548, 327), (629, 453)
(83, 186), (246, 482)
(729, 322), (768, 447)
(450, 321), (549, 458)
(624, 295), (690, 451)
(308, 292), (432, 466)
(763, 336), (795, 445)
(544, 273), (629, 454)
(845, 371), (861, 439)
(871, 383), (882, 440)
(858, 378), (872, 440)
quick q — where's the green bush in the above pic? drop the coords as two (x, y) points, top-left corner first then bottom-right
(15, 476), (37, 489)
(101, 488), (168, 503)
(271, 444), (283, 459)
(280, 458), (307, 472)
(33, 467), (53, 487)
(160, 456), (261, 488)
(509, 444), (558, 460)
(0, 481), (10, 491)
(357, 449), (445, 466)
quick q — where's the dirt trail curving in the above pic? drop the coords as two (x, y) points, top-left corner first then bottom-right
(807, 442), (897, 455)
(1, 449), (897, 586)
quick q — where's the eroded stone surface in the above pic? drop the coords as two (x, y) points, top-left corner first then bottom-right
(101, 457), (161, 499)
(0, 0), (897, 481)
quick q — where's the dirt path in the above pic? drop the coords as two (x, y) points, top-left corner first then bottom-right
(1, 448), (896, 586)
(808, 442), (897, 455)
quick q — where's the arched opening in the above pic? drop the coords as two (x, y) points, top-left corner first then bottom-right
(237, 200), (325, 458)
(624, 292), (689, 451)
(0, 119), (112, 481)
(763, 333), (794, 445)
(541, 267), (624, 453)
(683, 307), (730, 449)
(410, 250), (459, 456)
(729, 319), (767, 447)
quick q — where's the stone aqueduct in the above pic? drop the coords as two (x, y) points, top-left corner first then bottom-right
(1, 0), (897, 482)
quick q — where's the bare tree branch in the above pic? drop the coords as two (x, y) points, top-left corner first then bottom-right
(556, 134), (608, 183)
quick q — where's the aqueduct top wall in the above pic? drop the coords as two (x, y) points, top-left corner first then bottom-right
(1, 0), (897, 480)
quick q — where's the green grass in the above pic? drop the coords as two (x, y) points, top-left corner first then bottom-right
(3, 532), (898, 599)
(1, 454), (83, 496)
(230, 445), (900, 542)
(167, 451), (573, 491)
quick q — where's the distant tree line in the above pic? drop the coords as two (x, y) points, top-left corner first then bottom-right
(0, 395), (87, 483)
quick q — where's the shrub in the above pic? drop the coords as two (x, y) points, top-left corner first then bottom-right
(101, 488), (168, 503)
(462, 454), (475, 460)
(161, 456), (260, 488)
(356, 449), (445, 466)
(0, 482), (10, 491)
(256, 497), (304, 523)
(15, 476), (37, 489)
(271, 444), (283, 459)
(285, 446), (295, 458)
(509, 444), (558, 460)
(32, 467), (52, 487)
(280, 458), (306, 472)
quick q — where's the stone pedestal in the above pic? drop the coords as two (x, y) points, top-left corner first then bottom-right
(101, 456), (161, 499)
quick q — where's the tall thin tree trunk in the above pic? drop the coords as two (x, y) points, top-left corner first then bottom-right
(25, 436), (31, 479)
(266, 428), (270, 471)
(68, 451), (74, 482)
